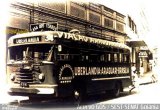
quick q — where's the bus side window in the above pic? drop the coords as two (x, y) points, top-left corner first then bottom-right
(126, 54), (130, 63)
(111, 53), (114, 62)
(100, 54), (105, 61)
(124, 54), (127, 63)
(121, 54), (124, 63)
(81, 55), (88, 61)
(89, 54), (96, 62)
(119, 53), (122, 62)
(105, 53), (111, 62)
(86, 55), (89, 61)
(109, 53), (111, 62)
(59, 54), (69, 60)
(70, 54), (80, 61)
(114, 53), (118, 62)
(81, 55), (85, 61)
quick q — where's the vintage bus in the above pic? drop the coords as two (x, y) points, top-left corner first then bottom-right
(7, 30), (131, 102)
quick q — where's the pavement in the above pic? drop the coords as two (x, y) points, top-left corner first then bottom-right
(139, 71), (159, 85)
(128, 71), (158, 93)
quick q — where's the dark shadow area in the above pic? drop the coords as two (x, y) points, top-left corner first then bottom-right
(7, 90), (138, 110)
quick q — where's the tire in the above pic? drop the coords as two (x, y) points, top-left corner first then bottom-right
(29, 96), (39, 102)
(29, 95), (53, 101)
(112, 83), (121, 97)
(72, 87), (86, 105)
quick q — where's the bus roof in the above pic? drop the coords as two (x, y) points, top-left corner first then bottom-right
(8, 31), (130, 50)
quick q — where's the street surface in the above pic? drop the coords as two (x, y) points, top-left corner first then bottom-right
(0, 82), (160, 110)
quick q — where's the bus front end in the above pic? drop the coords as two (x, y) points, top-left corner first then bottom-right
(7, 32), (58, 97)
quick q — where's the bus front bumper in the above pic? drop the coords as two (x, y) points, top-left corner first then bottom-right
(7, 84), (58, 96)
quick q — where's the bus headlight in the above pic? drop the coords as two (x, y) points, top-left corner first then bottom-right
(38, 73), (45, 82)
(10, 73), (15, 81)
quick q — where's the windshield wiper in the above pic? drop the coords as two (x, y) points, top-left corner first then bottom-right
(24, 47), (29, 60)
(24, 47), (33, 61)
(46, 46), (54, 61)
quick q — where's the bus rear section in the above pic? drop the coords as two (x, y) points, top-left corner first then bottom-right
(7, 31), (132, 101)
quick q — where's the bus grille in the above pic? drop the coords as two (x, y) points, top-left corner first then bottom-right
(15, 72), (39, 84)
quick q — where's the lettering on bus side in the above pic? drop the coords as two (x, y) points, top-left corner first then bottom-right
(52, 32), (129, 49)
(74, 67), (130, 76)
(59, 65), (129, 83)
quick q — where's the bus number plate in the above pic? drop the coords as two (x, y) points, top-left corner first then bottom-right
(20, 82), (29, 87)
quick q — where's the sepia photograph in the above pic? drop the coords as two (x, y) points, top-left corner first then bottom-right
(0, 0), (160, 109)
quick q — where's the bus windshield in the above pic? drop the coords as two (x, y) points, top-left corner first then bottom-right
(8, 44), (54, 63)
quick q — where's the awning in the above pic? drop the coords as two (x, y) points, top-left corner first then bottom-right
(126, 40), (147, 47)
(126, 39), (153, 60)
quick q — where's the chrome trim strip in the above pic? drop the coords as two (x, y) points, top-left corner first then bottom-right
(92, 76), (131, 81)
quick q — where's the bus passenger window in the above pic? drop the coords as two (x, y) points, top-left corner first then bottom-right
(70, 54), (80, 61)
(100, 55), (105, 61)
(81, 54), (89, 61)
(89, 54), (97, 62)
(81, 55), (84, 61)
(124, 55), (127, 62)
(114, 53), (118, 62)
(126, 55), (129, 63)
(108, 54), (111, 62)
(119, 53), (122, 62)
(86, 56), (89, 60)
(59, 54), (69, 60)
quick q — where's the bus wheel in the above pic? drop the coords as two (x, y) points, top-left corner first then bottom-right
(29, 96), (37, 101)
(29, 96), (41, 102)
(112, 83), (121, 97)
(72, 88), (85, 105)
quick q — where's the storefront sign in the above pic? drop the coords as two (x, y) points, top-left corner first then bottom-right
(30, 22), (58, 32)
(139, 51), (148, 57)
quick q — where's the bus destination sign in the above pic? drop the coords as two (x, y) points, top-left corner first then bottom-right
(30, 22), (58, 32)
(14, 36), (41, 44)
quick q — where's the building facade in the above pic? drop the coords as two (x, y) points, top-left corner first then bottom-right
(7, 0), (127, 45)
(125, 5), (153, 75)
